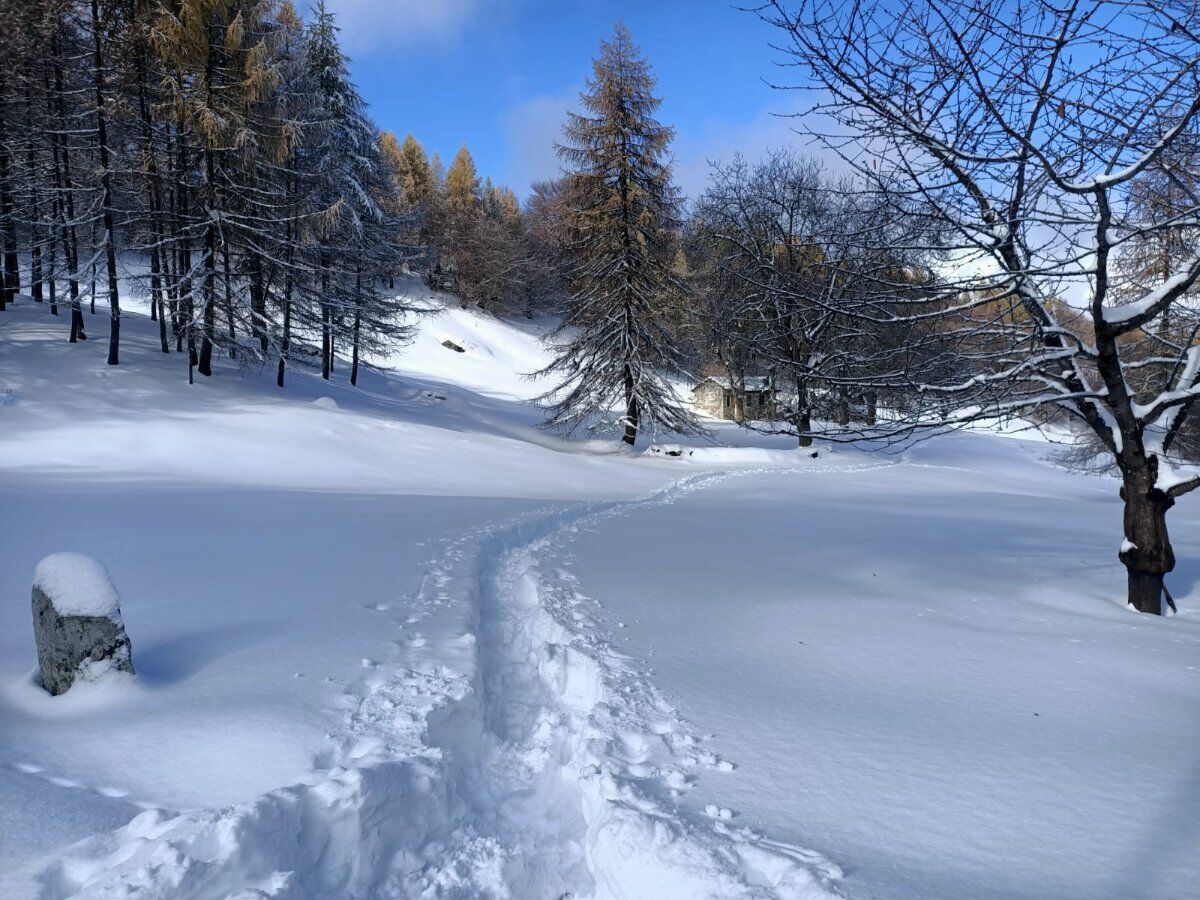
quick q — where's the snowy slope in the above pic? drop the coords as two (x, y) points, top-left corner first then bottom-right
(0, 293), (843, 899)
(3, 288), (1195, 900)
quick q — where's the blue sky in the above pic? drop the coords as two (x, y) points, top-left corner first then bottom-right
(322, 0), (810, 201)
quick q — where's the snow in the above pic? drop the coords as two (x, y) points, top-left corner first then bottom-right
(566, 434), (1200, 900)
(33, 553), (122, 620)
(1, 282), (1197, 899)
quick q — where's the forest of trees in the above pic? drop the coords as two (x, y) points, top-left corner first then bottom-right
(0, 0), (555, 386)
(2, 0), (1199, 613)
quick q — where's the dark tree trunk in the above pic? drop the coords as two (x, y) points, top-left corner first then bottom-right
(321, 301), (331, 380)
(866, 393), (878, 427)
(622, 363), (639, 446)
(1118, 466), (1175, 615)
(49, 49), (82, 340)
(278, 176), (295, 388)
(221, 240), (235, 356)
(91, 0), (120, 365)
(249, 253), (268, 357)
(277, 280), (291, 388)
(134, 48), (167, 354)
(25, 79), (43, 303)
(196, 38), (217, 378)
(89, 220), (98, 314)
(179, 130), (195, 377)
(197, 160), (217, 377)
(350, 268), (362, 386)
(796, 378), (812, 447)
(46, 221), (58, 315)
(351, 309), (361, 386)
(0, 68), (17, 309)
(836, 395), (851, 427)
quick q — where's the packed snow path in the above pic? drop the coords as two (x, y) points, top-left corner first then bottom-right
(42, 472), (845, 899)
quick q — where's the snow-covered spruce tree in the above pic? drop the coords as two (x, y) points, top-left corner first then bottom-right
(267, 0), (315, 388)
(759, 0), (1200, 614)
(540, 23), (696, 445)
(301, 1), (414, 382)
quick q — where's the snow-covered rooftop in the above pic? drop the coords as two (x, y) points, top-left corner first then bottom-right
(693, 376), (772, 392)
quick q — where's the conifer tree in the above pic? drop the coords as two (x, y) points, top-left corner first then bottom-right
(302, 1), (413, 381)
(443, 144), (482, 302)
(399, 134), (436, 210)
(539, 23), (695, 445)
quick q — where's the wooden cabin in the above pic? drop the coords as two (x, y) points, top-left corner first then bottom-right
(691, 376), (775, 421)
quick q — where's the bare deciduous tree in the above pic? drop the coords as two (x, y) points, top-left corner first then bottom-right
(756, 0), (1200, 613)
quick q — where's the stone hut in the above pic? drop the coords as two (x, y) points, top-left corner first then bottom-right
(691, 376), (775, 421)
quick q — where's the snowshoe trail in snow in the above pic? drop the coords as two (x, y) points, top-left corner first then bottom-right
(39, 472), (842, 899)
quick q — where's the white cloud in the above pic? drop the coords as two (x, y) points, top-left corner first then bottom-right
(671, 97), (848, 204)
(321, 0), (483, 55)
(502, 88), (579, 195)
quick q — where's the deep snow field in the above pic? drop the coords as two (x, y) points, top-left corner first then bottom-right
(1, 281), (1197, 900)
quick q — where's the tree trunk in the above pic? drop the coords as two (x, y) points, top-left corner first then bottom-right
(321, 301), (331, 380)
(836, 395), (851, 427)
(351, 268), (362, 386)
(249, 253), (267, 357)
(91, 0), (120, 366)
(196, 39), (217, 378)
(351, 309), (361, 386)
(622, 363), (639, 446)
(50, 49), (82, 340)
(0, 67), (18, 309)
(797, 378), (812, 447)
(46, 221), (58, 315)
(25, 79), (43, 304)
(134, 49), (167, 354)
(197, 147), (217, 377)
(866, 393), (878, 427)
(277, 282), (291, 388)
(1118, 469), (1175, 615)
(221, 240), (235, 356)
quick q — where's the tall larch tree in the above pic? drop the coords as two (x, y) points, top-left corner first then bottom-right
(539, 23), (695, 445)
(443, 144), (482, 301)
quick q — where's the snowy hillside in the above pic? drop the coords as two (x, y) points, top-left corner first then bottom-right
(1, 295), (1197, 899)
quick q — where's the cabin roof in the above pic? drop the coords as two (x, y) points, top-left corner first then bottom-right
(692, 376), (772, 393)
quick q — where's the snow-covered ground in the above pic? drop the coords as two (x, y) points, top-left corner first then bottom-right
(567, 438), (1200, 900)
(1, 287), (1196, 899)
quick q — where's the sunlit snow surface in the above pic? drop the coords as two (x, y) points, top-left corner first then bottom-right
(0, 278), (1196, 899)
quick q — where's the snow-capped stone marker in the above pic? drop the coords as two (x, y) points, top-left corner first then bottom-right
(31, 553), (134, 696)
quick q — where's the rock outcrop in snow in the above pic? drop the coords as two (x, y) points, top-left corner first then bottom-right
(31, 553), (134, 696)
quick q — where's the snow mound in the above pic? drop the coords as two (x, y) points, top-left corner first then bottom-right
(310, 396), (339, 410)
(34, 553), (121, 620)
